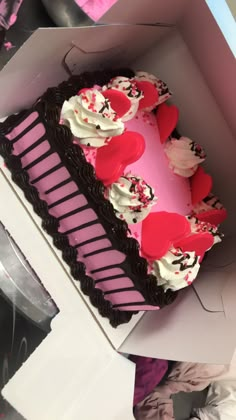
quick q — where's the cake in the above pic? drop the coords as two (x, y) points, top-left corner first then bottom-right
(0, 68), (227, 327)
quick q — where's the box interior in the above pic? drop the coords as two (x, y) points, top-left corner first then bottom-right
(0, 0), (235, 363)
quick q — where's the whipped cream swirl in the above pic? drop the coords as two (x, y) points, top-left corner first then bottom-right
(134, 71), (172, 110)
(107, 175), (157, 224)
(61, 89), (124, 147)
(152, 247), (200, 291)
(164, 136), (206, 177)
(193, 193), (224, 215)
(103, 76), (143, 121)
(186, 215), (223, 246)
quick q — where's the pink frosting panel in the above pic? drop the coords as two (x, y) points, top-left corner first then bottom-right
(97, 277), (135, 292)
(35, 168), (71, 193)
(79, 249), (125, 270)
(67, 224), (107, 246)
(104, 290), (145, 305)
(58, 208), (98, 233)
(7, 123), (45, 153)
(27, 153), (61, 180)
(46, 182), (78, 204)
(6, 112), (38, 140)
(94, 267), (125, 280)
(80, 238), (111, 255)
(49, 194), (88, 219)
(21, 141), (50, 168)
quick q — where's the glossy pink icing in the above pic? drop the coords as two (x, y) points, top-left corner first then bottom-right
(51, 194), (88, 217)
(35, 168), (71, 192)
(98, 277), (134, 292)
(126, 111), (192, 238)
(7, 112), (158, 311)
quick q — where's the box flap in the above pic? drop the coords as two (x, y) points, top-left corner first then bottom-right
(3, 314), (136, 420)
(120, 236), (236, 363)
(195, 236), (236, 314)
(119, 286), (236, 364)
(102, 0), (188, 24)
(222, 268), (236, 321)
(180, 0), (236, 136)
(192, 272), (224, 313)
(0, 25), (168, 118)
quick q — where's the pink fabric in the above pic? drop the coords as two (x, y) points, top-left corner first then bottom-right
(135, 362), (229, 420)
(0, 0), (23, 30)
(74, 0), (118, 21)
(130, 356), (168, 407)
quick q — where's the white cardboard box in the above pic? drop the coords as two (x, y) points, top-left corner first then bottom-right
(0, 0), (235, 418)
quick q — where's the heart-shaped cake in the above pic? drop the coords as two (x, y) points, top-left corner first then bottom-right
(0, 67), (226, 327)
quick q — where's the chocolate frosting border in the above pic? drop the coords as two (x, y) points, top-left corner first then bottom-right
(0, 68), (177, 327)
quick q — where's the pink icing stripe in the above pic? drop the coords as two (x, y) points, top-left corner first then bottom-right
(36, 168), (71, 193)
(6, 112), (38, 140)
(96, 277), (134, 292)
(93, 267), (124, 280)
(80, 249), (125, 271)
(49, 194), (88, 219)
(58, 208), (98, 233)
(104, 290), (144, 305)
(10, 123), (46, 154)
(27, 153), (61, 180)
(46, 182), (77, 203)
(80, 238), (111, 255)
(67, 224), (107, 247)
(21, 141), (50, 168)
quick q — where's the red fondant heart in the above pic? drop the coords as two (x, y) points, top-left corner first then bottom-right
(174, 232), (214, 262)
(191, 166), (213, 205)
(141, 212), (191, 261)
(102, 89), (131, 118)
(196, 209), (227, 226)
(96, 131), (145, 186)
(156, 102), (179, 144)
(135, 81), (159, 111)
